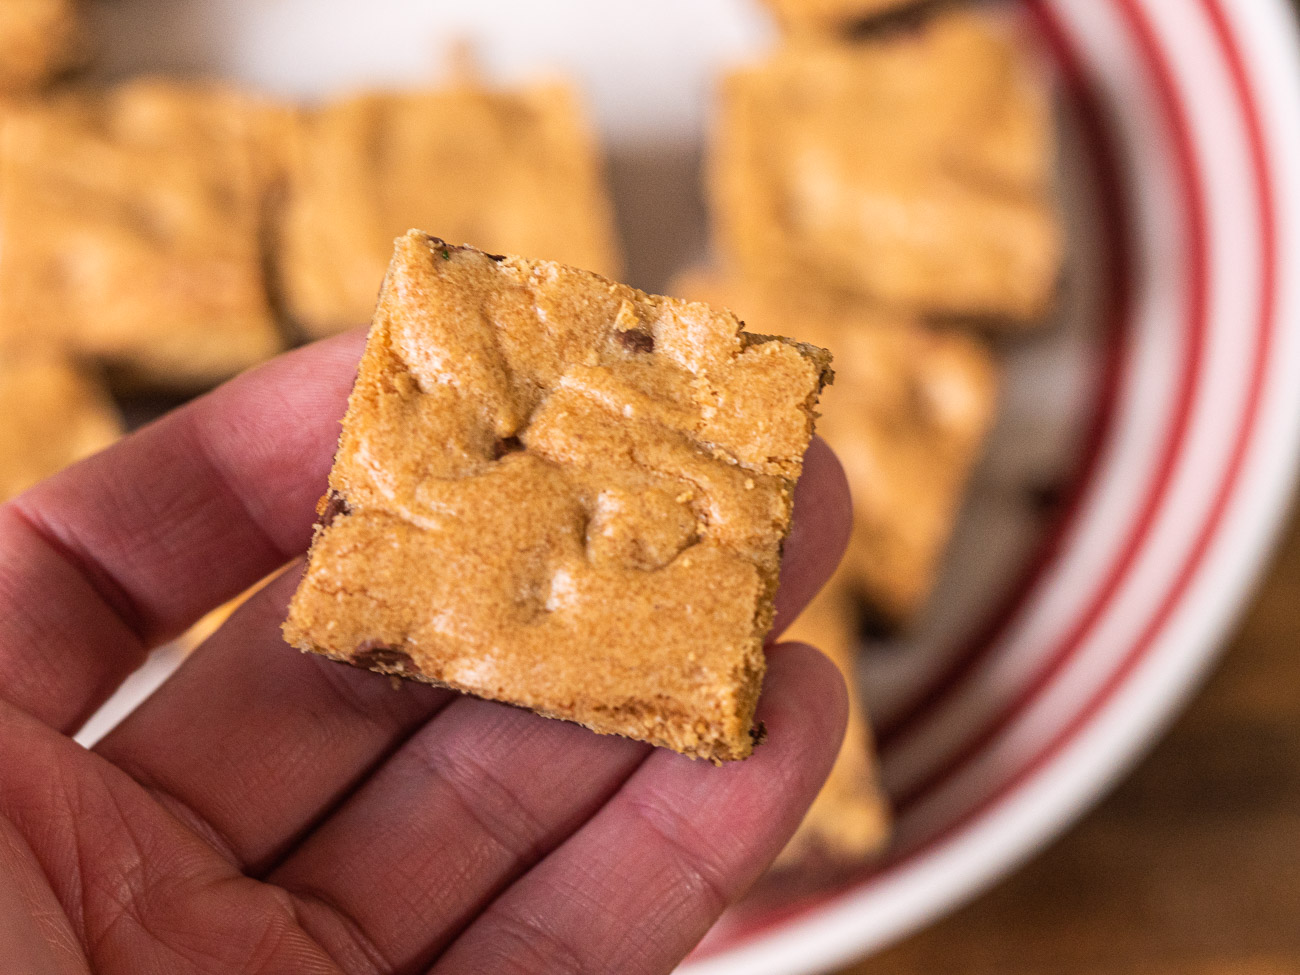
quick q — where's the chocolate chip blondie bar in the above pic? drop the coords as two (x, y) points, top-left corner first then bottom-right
(283, 232), (831, 762)
(712, 9), (1061, 325)
(277, 82), (622, 339)
(0, 80), (287, 390)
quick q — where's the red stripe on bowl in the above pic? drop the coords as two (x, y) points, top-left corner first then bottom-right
(877, 0), (1202, 760)
(882, 0), (1210, 809)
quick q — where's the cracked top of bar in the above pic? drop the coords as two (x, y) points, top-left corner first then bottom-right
(283, 231), (832, 762)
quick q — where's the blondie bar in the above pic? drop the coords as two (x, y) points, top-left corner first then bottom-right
(277, 82), (622, 339)
(776, 567), (890, 865)
(283, 232), (831, 762)
(0, 80), (286, 389)
(712, 9), (1061, 325)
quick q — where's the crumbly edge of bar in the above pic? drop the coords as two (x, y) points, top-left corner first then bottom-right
(740, 329), (836, 391)
(282, 640), (762, 763)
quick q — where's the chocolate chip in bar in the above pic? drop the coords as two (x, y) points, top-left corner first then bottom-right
(493, 435), (524, 459)
(351, 641), (419, 675)
(315, 489), (352, 529)
(617, 327), (655, 354)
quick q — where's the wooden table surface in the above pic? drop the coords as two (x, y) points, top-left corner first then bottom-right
(836, 509), (1300, 974)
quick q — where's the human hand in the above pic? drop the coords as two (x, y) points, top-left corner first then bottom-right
(0, 332), (852, 975)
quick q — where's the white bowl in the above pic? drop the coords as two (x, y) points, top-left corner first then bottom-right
(79, 1), (1300, 971)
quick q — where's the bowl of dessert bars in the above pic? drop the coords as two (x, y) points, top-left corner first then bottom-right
(5, 0), (1299, 972)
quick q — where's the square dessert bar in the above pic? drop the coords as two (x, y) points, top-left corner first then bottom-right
(776, 568), (889, 866)
(0, 0), (85, 94)
(284, 232), (832, 762)
(0, 80), (286, 390)
(277, 82), (622, 339)
(0, 352), (120, 501)
(713, 9), (1062, 325)
(674, 272), (997, 626)
(761, 0), (918, 36)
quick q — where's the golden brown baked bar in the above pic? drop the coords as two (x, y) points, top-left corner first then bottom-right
(761, 0), (917, 36)
(0, 352), (120, 501)
(0, 80), (287, 390)
(712, 9), (1061, 325)
(277, 82), (622, 339)
(674, 271), (997, 625)
(284, 232), (831, 762)
(776, 568), (890, 865)
(0, 0), (86, 95)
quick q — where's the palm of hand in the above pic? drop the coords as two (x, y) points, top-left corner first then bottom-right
(0, 334), (850, 975)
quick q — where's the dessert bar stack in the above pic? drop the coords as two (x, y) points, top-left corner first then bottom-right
(697, 2), (1063, 865)
(0, 0), (620, 509)
(0, 0), (1066, 888)
(0, 74), (619, 394)
(0, 80), (289, 391)
(0, 0), (120, 501)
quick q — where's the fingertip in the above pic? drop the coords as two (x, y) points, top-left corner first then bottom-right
(213, 326), (368, 414)
(756, 640), (849, 788)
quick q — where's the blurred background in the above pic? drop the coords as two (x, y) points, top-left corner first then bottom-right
(1, 0), (1297, 972)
